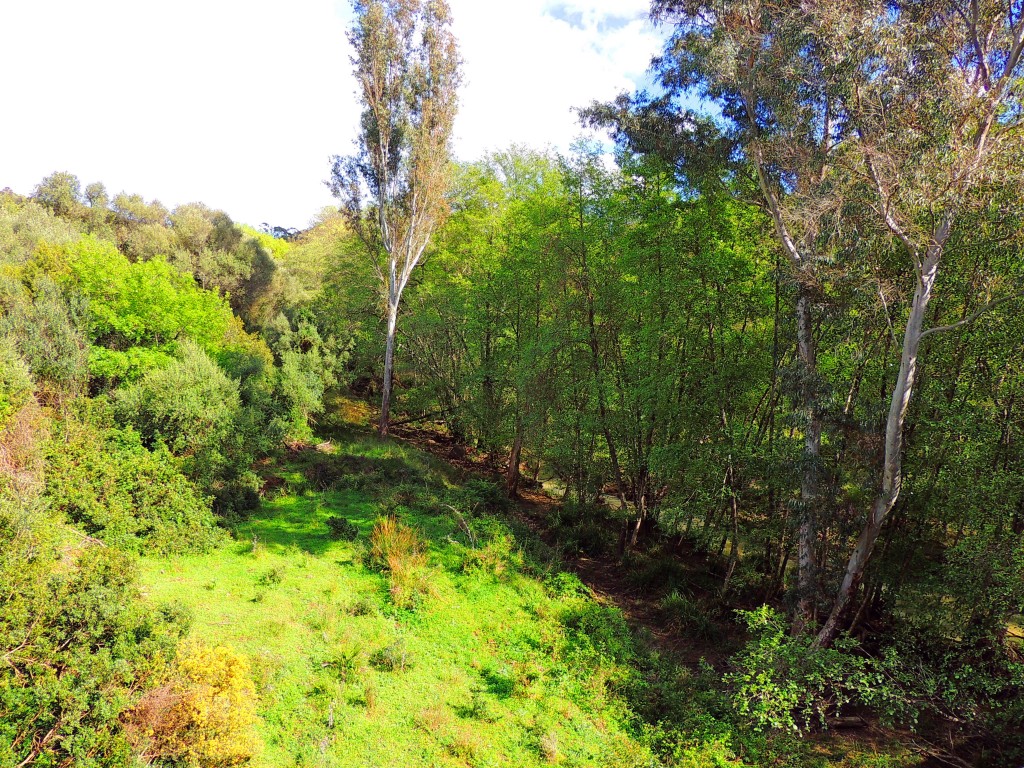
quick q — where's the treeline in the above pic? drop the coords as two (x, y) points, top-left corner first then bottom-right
(375, 143), (1024, 753)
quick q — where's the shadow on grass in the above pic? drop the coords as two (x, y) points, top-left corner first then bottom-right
(234, 489), (380, 556)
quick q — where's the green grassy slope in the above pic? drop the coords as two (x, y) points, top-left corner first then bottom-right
(138, 436), (667, 768)
(137, 431), (913, 768)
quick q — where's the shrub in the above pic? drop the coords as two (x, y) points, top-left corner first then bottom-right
(115, 341), (240, 473)
(724, 606), (872, 734)
(0, 276), (89, 396)
(543, 571), (590, 599)
(369, 638), (411, 672)
(457, 478), (509, 514)
(462, 528), (522, 578)
(0, 339), (35, 429)
(114, 342), (266, 517)
(0, 495), (185, 768)
(660, 589), (719, 643)
(45, 415), (224, 555)
(625, 553), (691, 594)
(132, 640), (262, 766)
(326, 515), (359, 541)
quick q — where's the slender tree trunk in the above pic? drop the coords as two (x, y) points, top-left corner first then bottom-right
(817, 255), (940, 645)
(505, 422), (524, 498)
(378, 301), (398, 436)
(793, 287), (821, 633)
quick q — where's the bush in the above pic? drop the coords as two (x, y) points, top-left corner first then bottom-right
(326, 515), (359, 541)
(543, 571), (590, 599)
(46, 414), (224, 555)
(0, 339), (35, 429)
(115, 341), (240, 472)
(132, 640), (262, 766)
(369, 638), (412, 672)
(114, 342), (266, 517)
(462, 526), (522, 579)
(457, 478), (509, 514)
(724, 606), (871, 734)
(660, 589), (719, 643)
(0, 495), (185, 768)
(0, 276), (89, 396)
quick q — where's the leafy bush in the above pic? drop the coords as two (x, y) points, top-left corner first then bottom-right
(131, 640), (262, 766)
(0, 339), (32, 430)
(369, 638), (412, 672)
(625, 553), (692, 594)
(114, 342), (266, 516)
(115, 342), (240, 467)
(462, 525), (522, 578)
(457, 478), (509, 514)
(46, 414), (223, 555)
(326, 515), (359, 540)
(724, 606), (871, 734)
(560, 602), (637, 668)
(0, 495), (184, 767)
(543, 571), (590, 599)
(0, 275), (89, 396)
(660, 589), (719, 643)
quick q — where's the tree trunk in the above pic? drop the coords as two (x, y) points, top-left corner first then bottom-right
(378, 301), (398, 437)
(817, 255), (939, 646)
(505, 424), (524, 498)
(793, 287), (821, 633)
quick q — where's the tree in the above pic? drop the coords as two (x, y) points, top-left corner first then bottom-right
(587, 0), (847, 630)
(33, 171), (82, 218)
(592, 0), (1024, 643)
(813, 0), (1024, 645)
(329, 0), (461, 436)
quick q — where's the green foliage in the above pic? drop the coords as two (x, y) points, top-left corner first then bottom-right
(461, 524), (522, 578)
(45, 412), (224, 555)
(0, 338), (32, 429)
(725, 607), (874, 734)
(660, 589), (719, 643)
(325, 515), (359, 540)
(54, 235), (251, 383)
(0, 494), (184, 767)
(265, 309), (349, 441)
(32, 170), (83, 217)
(0, 272), (89, 395)
(113, 342), (265, 515)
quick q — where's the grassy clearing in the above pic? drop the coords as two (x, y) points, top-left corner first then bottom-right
(138, 431), (915, 768)
(138, 436), (656, 767)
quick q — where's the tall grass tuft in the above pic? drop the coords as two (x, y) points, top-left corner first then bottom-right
(369, 516), (433, 608)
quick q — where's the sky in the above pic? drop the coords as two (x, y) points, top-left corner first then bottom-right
(0, 0), (666, 230)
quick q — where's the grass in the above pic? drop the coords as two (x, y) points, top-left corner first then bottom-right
(138, 435), (660, 767)
(137, 429), (919, 768)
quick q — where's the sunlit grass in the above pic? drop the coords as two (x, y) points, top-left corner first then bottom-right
(138, 437), (660, 768)
(137, 432), (920, 768)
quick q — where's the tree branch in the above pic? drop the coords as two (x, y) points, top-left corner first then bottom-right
(920, 290), (1024, 340)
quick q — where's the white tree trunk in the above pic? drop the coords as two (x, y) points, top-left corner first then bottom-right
(379, 301), (398, 436)
(817, 255), (940, 645)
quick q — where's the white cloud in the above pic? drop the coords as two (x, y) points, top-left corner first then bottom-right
(0, 1), (665, 229)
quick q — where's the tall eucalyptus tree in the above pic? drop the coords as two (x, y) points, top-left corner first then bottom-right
(330, 0), (461, 435)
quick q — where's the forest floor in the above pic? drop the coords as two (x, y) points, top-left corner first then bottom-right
(135, 409), (920, 768)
